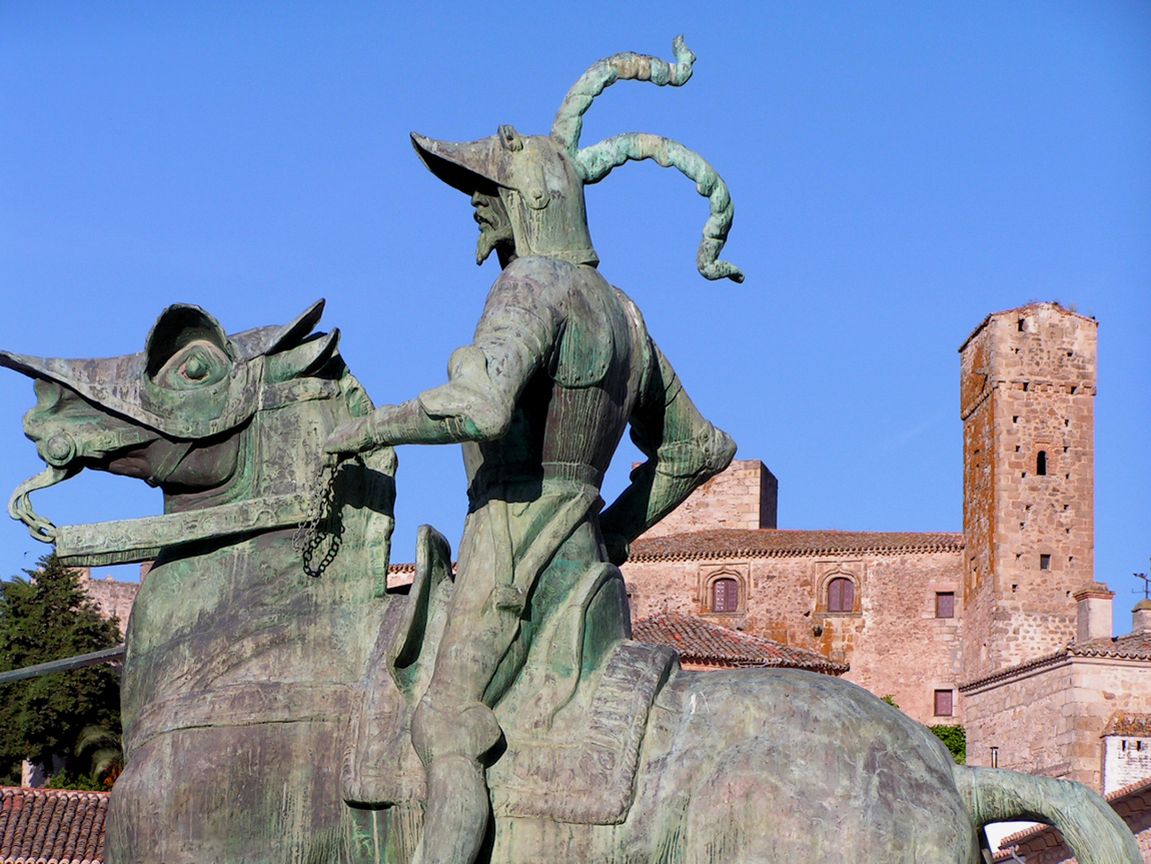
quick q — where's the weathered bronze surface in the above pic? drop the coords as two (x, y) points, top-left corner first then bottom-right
(1, 37), (1139, 864)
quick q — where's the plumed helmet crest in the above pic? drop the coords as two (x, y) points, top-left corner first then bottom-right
(552, 36), (743, 283)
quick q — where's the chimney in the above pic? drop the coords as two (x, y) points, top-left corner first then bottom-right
(1074, 583), (1113, 643)
(1133, 599), (1151, 634)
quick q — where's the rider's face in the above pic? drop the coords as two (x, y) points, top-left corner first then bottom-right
(471, 191), (514, 265)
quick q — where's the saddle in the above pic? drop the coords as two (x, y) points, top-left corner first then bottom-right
(342, 525), (676, 825)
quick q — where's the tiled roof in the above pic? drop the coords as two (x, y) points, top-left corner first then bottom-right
(629, 529), (963, 562)
(992, 776), (1151, 860)
(0, 787), (108, 864)
(1102, 711), (1151, 738)
(632, 612), (848, 675)
(1072, 628), (1151, 661)
(962, 628), (1151, 692)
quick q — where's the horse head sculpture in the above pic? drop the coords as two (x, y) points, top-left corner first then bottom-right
(2, 300), (397, 860)
(3, 299), (392, 575)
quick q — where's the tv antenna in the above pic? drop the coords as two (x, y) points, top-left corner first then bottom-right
(1134, 565), (1150, 601)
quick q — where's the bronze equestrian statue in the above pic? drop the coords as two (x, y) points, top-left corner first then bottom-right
(1, 37), (1140, 864)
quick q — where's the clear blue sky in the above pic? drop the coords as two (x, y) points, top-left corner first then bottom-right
(1, 3), (1148, 630)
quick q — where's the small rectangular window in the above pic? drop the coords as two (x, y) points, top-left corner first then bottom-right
(1040, 554), (1051, 571)
(935, 592), (955, 619)
(934, 689), (954, 717)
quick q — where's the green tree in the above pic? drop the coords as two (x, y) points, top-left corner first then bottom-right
(0, 554), (123, 786)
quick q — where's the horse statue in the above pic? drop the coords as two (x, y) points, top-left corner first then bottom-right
(2, 300), (396, 860)
(1, 301), (1139, 863)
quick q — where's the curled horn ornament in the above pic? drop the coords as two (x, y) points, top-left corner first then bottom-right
(577, 134), (743, 284)
(551, 35), (696, 155)
(551, 36), (743, 283)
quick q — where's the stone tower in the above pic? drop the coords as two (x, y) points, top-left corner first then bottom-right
(959, 302), (1097, 681)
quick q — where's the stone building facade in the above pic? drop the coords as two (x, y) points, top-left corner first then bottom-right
(960, 598), (1151, 789)
(625, 513), (966, 723)
(77, 567), (139, 637)
(958, 303), (1097, 682)
(622, 303), (1132, 746)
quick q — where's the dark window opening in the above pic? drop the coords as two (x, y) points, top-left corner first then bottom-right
(827, 577), (855, 613)
(1040, 554), (1051, 571)
(935, 592), (955, 619)
(1036, 451), (1047, 475)
(934, 689), (954, 717)
(1022, 382), (1029, 392)
(711, 577), (740, 613)
(1018, 318), (1026, 332)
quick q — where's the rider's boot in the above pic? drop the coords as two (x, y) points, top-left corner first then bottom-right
(410, 698), (503, 864)
(411, 753), (490, 864)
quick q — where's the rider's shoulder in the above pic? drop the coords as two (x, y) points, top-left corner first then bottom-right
(497, 255), (581, 284)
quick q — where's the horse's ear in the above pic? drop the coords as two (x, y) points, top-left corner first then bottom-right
(268, 299), (326, 354)
(266, 329), (341, 383)
(144, 305), (231, 377)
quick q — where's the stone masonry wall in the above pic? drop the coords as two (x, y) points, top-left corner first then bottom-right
(960, 303), (1097, 681)
(79, 568), (139, 637)
(623, 546), (964, 726)
(642, 459), (777, 538)
(963, 660), (1078, 781)
(965, 658), (1151, 790)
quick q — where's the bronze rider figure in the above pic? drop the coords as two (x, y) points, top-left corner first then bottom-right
(324, 37), (743, 864)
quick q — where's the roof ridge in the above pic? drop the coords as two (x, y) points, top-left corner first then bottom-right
(630, 528), (964, 562)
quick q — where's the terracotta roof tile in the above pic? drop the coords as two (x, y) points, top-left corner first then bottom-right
(629, 529), (963, 562)
(632, 612), (848, 674)
(0, 786), (108, 864)
(1102, 711), (1151, 738)
(962, 628), (1151, 691)
(1072, 628), (1151, 661)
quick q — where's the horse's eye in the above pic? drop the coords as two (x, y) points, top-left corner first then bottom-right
(154, 340), (229, 390)
(182, 353), (210, 380)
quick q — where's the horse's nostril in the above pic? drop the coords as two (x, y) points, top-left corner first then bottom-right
(43, 432), (76, 466)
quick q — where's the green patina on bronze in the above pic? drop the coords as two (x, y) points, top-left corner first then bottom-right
(0, 37), (1139, 864)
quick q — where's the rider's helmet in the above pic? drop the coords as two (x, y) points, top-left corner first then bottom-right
(411, 37), (744, 283)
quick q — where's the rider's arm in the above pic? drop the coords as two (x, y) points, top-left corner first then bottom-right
(325, 271), (557, 452)
(598, 340), (736, 562)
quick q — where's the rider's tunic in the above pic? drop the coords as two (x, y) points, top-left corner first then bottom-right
(407, 254), (734, 756)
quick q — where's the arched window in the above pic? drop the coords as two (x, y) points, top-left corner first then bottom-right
(711, 577), (740, 613)
(1036, 450), (1047, 475)
(827, 577), (855, 613)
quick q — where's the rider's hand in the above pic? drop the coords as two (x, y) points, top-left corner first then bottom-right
(323, 417), (376, 464)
